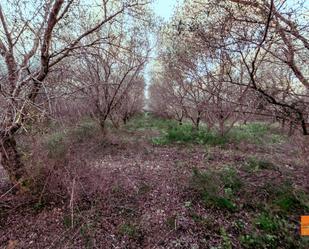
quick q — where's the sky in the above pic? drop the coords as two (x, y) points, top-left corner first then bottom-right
(144, 0), (181, 97)
(152, 0), (180, 21)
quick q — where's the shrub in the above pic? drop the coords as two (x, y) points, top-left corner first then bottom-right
(241, 212), (309, 249)
(70, 120), (98, 142)
(263, 181), (309, 213)
(44, 131), (67, 158)
(240, 233), (278, 249)
(254, 213), (279, 232)
(230, 122), (285, 144)
(152, 124), (229, 146)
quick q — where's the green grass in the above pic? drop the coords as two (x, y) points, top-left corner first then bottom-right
(166, 125), (229, 145)
(239, 181), (309, 248)
(230, 122), (285, 144)
(240, 211), (309, 249)
(69, 119), (98, 142)
(190, 167), (242, 211)
(151, 124), (229, 146)
(262, 181), (309, 213)
(118, 222), (142, 239)
(125, 113), (178, 131)
(44, 131), (67, 158)
(240, 233), (278, 249)
(220, 227), (233, 249)
(243, 157), (276, 172)
(43, 119), (99, 158)
(254, 213), (279, 232)
(189, 167), (309, 248)
(127, 114), (285, 146)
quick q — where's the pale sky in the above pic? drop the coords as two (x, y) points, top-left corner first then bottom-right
(152, 0), (180, 21)
(144, 0), (181, 97)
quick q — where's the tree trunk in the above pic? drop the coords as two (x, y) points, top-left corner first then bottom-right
(288, 121), (294, 136)
(219, 120), (225, 136)
(194, 116), (200, 130)
(179, 116), (183, 126)
(0, 135), (30, 189)
(300, 119), (308, 135)
(99, 117), (108, 135)
(123, 117), (127, 125)
(281, 119), (285, 130)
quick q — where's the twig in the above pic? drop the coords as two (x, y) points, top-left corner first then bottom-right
(0, 181), (20, 199)
(70, 178), (76, 229)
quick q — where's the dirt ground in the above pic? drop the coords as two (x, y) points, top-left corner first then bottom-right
(0, 123), (308, 249)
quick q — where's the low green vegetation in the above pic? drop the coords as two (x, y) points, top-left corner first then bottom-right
(243, 157), (276, 172)
(220, 227), (233, 249)
(69, 119), (98, 142)
(13, 113), (306, 248)
(229, 122), (285, 144)
(44, 131), (67, 158)
(263, 181), (309, 214)
(240, 210), (309, 249)
(125, 113), (178, 132)
(126, 114), (285, 146)
(190, 167), (242, 211)
(118, 222), (142, 239)
(43, 119), (99, 158)
(190, 166), (309, 249)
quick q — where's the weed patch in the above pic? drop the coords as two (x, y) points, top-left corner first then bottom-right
(70, 120), (98, 142)
(190, 167), (242, 211)
(118, 222), (143, 240)
(230, 122), (285, 144)
(263, 181), (309, 213)
(44, 131), (67, 158)
(243, 157), (276, 172)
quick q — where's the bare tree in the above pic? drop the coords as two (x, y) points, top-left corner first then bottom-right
(0, 0), (147, 188)
(160, 0), (309, 135)
(72, 28), (149, 132)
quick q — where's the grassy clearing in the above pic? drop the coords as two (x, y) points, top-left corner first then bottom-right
(263, 181), (309, 214)
(125, 113), (178, 132)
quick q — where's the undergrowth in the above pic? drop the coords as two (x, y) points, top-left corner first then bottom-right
(126, 114), (285, 146)
(189, 167), (309, 248)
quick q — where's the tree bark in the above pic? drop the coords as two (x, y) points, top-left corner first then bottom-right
(0, 135), (30, 189)
(300, 119), (308, 136)
(195, 116), (200, 130)
(99, 117), (108, 135)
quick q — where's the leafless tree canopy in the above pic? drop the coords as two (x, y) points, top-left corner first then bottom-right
(0, 0), (150, 187)
(149, 0), (309, 135)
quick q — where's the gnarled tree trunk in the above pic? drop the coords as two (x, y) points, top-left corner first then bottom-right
(0, 135), (30, 189)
